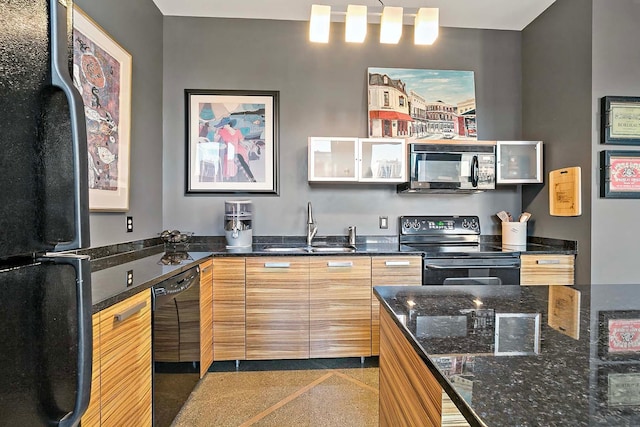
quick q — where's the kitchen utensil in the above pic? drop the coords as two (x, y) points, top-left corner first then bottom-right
(549, 167), (582, 216)
(496, 211), (510, 222)
(507, 212), (513, 222)
(519, 212), (531, 222)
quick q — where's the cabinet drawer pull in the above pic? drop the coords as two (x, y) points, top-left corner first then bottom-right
(327, 261), (353, 268)
(264, 262), (291, 268)
(385, 261), (411, 267)
(536, 259), (560, 265)
(114, 301), (147, 322)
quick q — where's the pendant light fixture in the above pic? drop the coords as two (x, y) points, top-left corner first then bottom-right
(414, 8), (439, 45)
(309, 4), (439, 45)
(309, 4), (331, 43)
(379, 6), (403, 44)
(345, 5), (368, 43)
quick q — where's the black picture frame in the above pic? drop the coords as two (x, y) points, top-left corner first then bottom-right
(184, 89), (279, 195)
(596, 363), (640, 417)
(598, 310), (640, 361)
(601, 96), (640, 145)
(600, 151), (640, 199)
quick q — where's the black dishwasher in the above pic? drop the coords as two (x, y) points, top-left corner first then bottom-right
(152, 265), (200, 427)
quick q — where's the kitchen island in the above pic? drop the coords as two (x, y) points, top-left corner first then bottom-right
(375, 284), (640, 426)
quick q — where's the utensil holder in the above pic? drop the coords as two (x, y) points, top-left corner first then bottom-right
(502, 222), (527, 247)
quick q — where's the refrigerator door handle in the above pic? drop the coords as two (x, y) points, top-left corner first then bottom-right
(50, 0), (90, 252)
(40, 254), (93, 427)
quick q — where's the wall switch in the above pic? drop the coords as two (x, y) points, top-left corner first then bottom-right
(379, 216), (388, 229)
(126, 216), (133, 232)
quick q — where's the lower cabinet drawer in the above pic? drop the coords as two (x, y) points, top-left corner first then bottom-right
(520, 254), (575, 286)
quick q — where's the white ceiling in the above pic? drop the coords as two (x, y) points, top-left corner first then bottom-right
(151, 0), (556, 31)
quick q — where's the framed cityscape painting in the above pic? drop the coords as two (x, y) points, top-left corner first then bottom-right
(185, 89), (279, 194)
(73, 7), (132, 211)
(367, 68), (476, 140)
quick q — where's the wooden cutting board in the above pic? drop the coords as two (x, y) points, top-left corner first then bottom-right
(549, 167), (581, 216)
(548, 286), (581, 340)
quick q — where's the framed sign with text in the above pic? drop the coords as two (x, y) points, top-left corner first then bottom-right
(596, 364), (640, 416)
(601, 96), (640, 145)
(600, 151), (640, 198)
(598, 310), (640, 360)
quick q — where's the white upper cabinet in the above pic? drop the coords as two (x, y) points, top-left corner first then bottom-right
(308, 137), (406, 183)
(496, 140), (543, 184)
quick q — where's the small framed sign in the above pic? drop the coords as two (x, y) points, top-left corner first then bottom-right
(596, 364), (640, 415)
(598, 310), (640, 361)
(601, 96), (640, 145)
(600, 151), (640, 198)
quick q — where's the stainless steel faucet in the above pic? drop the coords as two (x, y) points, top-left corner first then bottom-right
(306, 202), (317, 247)
(348, 226), (357, 247)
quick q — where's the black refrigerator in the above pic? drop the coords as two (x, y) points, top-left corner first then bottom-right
(0, 0), (92, 425)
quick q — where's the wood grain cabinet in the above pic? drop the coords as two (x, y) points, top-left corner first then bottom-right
(380, 308), (468, 427)
(199, 259), (214, 377)
(310, 257), (372, 358)
(246, 257), (310, 360)
(212, 257), (246, 361)
(371, 256), (422, 356)
(99, 290), (152, 427)
(81, 313), (101, 426)
(520, 254), (575, 286)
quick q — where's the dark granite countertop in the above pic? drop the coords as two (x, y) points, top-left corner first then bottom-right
(90, 246), (212, 312)
(88, 235), (577, 313)
(374, 284), (640, 426)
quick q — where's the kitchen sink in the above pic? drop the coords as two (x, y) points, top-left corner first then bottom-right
(261, 245), (356, 253)
(262, 246), (308, 253)
(310, 246), (355, 253)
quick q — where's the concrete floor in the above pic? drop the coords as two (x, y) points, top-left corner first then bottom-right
(169, 358), (379, 427)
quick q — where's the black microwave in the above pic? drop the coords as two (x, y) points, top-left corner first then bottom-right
(397, 142), (496, 193)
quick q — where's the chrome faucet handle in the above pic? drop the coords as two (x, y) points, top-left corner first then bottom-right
(307, 202), (314, 224)
(306, 202), (317, 246)
(348, 226), (356, 247)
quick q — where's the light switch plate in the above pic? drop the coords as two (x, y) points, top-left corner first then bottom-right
(379, 216), (388, 229)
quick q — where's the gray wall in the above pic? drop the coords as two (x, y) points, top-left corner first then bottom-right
(76, 0), (164, 246)
(591, 0), (640, 284)
(521, 0), (593, 284)
(162, 18), (523, 238)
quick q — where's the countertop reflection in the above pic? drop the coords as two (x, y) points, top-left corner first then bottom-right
(374, 284), (640, 427)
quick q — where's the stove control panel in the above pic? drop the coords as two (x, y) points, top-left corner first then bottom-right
(400, 216), (480, 235)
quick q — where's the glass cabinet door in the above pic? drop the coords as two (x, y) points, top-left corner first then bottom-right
(358, 138), (406, 183)
(308, 137), (358, 182)
(496, 141), (543, 184)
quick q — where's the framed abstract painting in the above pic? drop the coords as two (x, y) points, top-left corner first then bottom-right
(73, 7), (132, 211)
(185, 89), (279, 195)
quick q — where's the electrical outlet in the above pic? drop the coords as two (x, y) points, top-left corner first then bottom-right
(126, 216), (133, 232)
(126, 270), (134, 287)
(379, 216), (388, 229)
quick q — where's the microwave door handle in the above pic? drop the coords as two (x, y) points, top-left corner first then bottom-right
(471, 155), (479, 187)
(50, 0), (90, 251)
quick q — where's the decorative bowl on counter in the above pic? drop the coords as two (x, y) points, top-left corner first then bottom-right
(159, 229), (193, 244)
(158, 250), (193, 266)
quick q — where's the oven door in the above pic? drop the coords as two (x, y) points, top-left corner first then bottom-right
(423, 256), (521, 285)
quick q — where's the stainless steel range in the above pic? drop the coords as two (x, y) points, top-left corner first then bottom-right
(399, 215), (521, 285)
